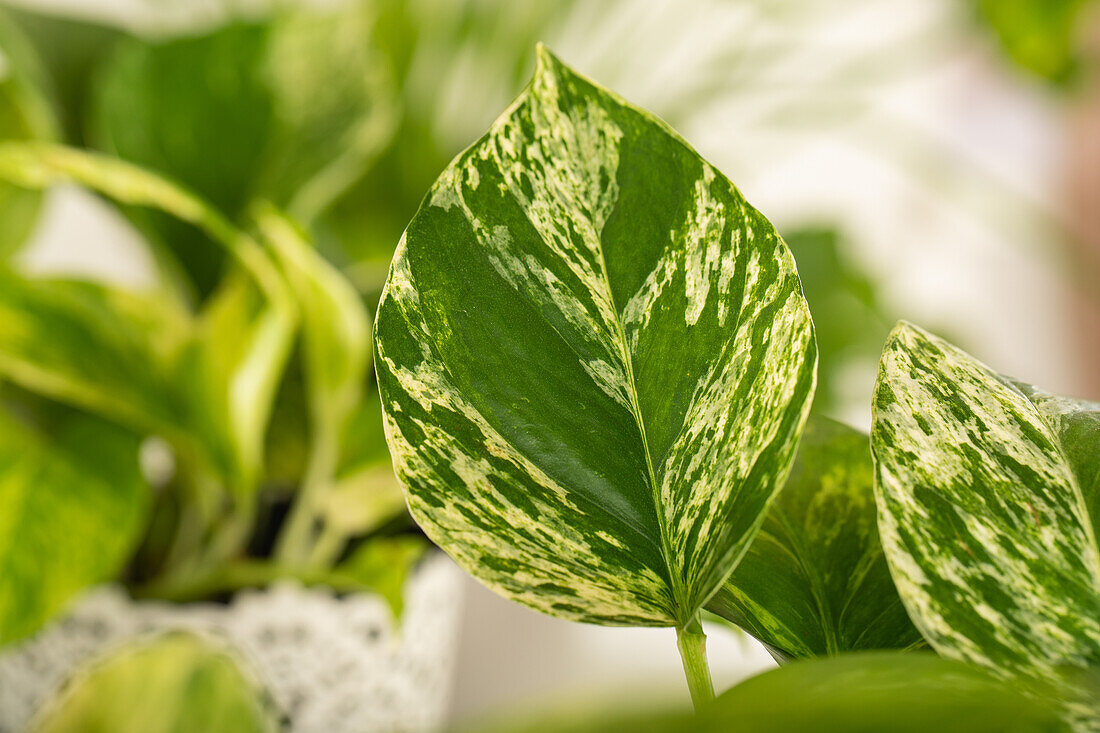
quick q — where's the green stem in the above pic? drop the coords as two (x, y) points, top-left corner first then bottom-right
(134, 559), (365, 602)
(676, 615), (716, 710)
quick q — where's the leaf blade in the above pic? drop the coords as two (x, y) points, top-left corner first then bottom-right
(0, 408), (149, 646)
(871, 321), (1100, 692)
(706, 415), (923, 661)
(376, 46), (815, 626)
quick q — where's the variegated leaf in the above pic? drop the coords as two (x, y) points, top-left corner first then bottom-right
(872, 321), (1100, 718)
(31, 634), (275, 733)
(706, 415), (922, 661)
(375, 46), (816, 627)
(252, 204), (373, 561)
(0, 407), (149, 646)
(0, 143), (298, 494)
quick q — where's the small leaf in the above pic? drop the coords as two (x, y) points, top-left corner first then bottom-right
(254, 204), (370, 450)
(179, 271), (297, 492)
(376, 46), (816, 627)
(871, 322), (1100, 712)
(333, 535), (429, 618)
(0, 407), (149, 646)
(30, 633), (275, 733)
(706, 415), (922, 661)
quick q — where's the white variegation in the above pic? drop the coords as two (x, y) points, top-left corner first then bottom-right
(873, 321), (1100, 727)
(376, 46), (815, 627)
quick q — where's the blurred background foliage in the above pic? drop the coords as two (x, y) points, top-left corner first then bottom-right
(0, 0), (1096, 728)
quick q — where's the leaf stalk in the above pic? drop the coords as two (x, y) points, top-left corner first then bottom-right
(676, 615), (716, 710)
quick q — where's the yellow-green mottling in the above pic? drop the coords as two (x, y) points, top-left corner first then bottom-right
(872, 321), (1100, 728)
(375, 46), (816, 627)
(706, 415), (923, 661)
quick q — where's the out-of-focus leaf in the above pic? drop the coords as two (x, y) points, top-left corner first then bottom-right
(253, 204), (374, 559)
(706, 416), (922, 662)
(0, 407), (149, 647)
(707, 653), (1067, 733)
(872, 322), (1100, 724)
(137, 537), (428, 619)
(333, 535), (429, 618)
(88, 4), (397, 296)
(178, 271), (297, 493)
(0, 270), (189, 433)
(376, 46), (816, 626)
(1, 5), (125, 143)
(485, 654), (1067, 732)
(318, 391), (406, 540)
(254, 205), (370, 452)
(784, 226), (890, 415)
(30, 634), (275, 733)
(0, 142), (298, 494)
(0, 9), (58, 258)
(973, 0), (1091, 87)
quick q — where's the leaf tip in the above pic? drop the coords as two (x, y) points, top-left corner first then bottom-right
(533, 42), (567, 80)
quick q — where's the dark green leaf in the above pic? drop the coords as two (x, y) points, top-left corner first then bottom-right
(88, 5), (397, 295)
(706, 415), (922, 661)
(376, 46), (816, 627)
(0, 9), (58, 257)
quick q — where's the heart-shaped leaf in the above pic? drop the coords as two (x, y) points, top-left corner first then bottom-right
(706, 415), (923, 661)
(0, 407), (149, 646)
(375, 46), (816, 627)
(31, 634), (275, 733)
(871, 321), (1100, 715)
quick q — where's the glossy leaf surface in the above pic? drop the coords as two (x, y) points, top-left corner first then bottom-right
(706, 415), (922, 661)
(0, 408), (148, 646)
(31, 634), (274, 733)
(872, 322), (1100, 703)
(376, 46), (816, 626)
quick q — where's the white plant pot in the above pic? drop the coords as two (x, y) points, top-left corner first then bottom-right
(0, 553), (463, 733)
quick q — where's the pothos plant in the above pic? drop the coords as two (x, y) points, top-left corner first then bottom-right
(375, 43), (1093, 730)
(0, 145), (416, 636)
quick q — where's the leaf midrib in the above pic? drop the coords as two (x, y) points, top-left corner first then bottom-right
(589, 221), (686, 625)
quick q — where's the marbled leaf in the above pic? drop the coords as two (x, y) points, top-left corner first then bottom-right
(706, 415), (923, 661)
(872, 321), (1100, 720)
(375, 46), (816, 627)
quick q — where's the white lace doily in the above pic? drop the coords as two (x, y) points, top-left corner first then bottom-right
(0, 553), (463, 733)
